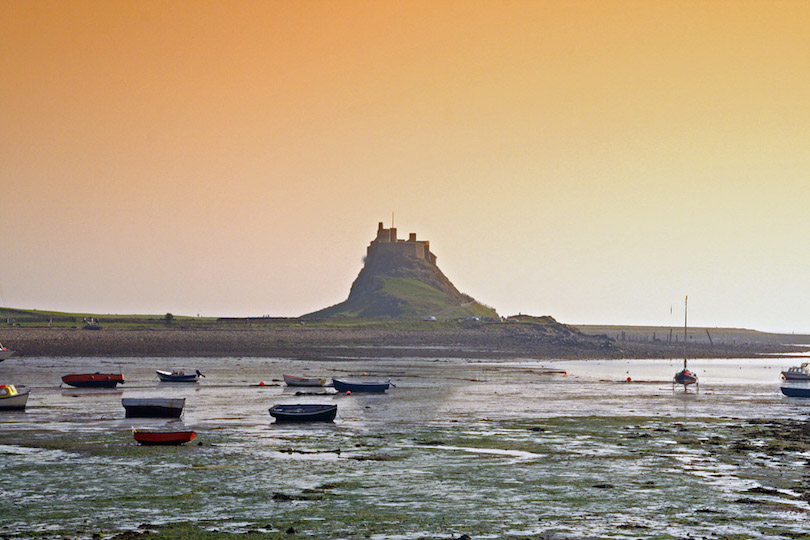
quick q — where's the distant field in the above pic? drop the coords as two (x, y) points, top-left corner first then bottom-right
(575, 324), (810, 345)
(4, 307), (809, 346)
(0, 307), (217, 328)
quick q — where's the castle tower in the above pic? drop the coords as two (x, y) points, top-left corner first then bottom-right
(368, 222), (436, 265)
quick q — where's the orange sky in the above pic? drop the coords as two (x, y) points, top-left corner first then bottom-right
(2, 1), (809, 331)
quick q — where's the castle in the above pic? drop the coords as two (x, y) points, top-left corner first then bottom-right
(367, 222), (437, 265)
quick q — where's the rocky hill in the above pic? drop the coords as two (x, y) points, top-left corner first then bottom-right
(306, 223), (498, 319)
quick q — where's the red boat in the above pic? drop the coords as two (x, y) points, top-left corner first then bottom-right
(61, 373), (124, 388)
(132, 429), (197, 445)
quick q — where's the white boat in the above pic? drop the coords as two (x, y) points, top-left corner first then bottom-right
(0, 343), (15, 362)
(283, 374), (327, 387)
(156, 369), (203, 382)
(122, 397), (185, 418)
(781, 363), (810, 381)
(0, 384), (29, 409)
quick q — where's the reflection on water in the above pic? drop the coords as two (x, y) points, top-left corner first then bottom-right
(1, 356), (809, 538)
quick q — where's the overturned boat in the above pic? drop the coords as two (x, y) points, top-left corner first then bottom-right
(332, 378), (390, 393)
(269, 403), (337, 422)
(62, 373), (124, 388)
(283, 374), (327, 387)
(122, 397), (185, 418)
(132, 428), (196, 445)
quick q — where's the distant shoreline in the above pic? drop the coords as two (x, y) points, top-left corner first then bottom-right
(2, 324), (806, 360)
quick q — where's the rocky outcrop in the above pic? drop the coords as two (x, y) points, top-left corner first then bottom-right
(306, 224), (497, 319)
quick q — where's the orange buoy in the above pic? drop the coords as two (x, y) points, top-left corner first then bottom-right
(346, 390), (351, 395)
(626, 376), (632, 382)
(259, 381), (265, 386)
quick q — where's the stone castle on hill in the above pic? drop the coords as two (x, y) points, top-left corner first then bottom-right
(305, 222), (498, 320)
(367, 222), (437, 265)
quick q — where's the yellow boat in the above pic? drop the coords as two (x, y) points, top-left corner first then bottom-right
(0, 384), (30, 410)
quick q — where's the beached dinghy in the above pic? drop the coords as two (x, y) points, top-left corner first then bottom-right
(269, 403), (337, 422)
(132, 428), (197, 445)
(332, 378), (390, 393)
(283, 374), (327, 387)
(122, 397), (185, 418)
(156, 369), (204, 382)
(0, 384), (30, 410)
(62, 373), (124, 388)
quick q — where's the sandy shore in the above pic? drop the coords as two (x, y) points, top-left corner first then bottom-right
(2, 324), (803, 359)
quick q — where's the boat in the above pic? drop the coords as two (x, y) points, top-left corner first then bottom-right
(283, 374), (327, 387)
(0, 343), (15, 361)
(122, 397), (185, 418)
(269, 403), (337, 422)
(781, 363), (810, 381)
(674, 367), (698, 389)
(62, 373), (124, 388)
(132, 428), (197, 445)
(780, 386), (810, 398)
(0, 384), (30, 410)
(673, 296), (698, 392)
(156, 369), (204, 382)
(332, 378), (390, 393)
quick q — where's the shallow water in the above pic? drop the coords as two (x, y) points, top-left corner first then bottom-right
(2, 355), (810, 539)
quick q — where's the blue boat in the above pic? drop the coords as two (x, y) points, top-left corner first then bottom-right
(156, 369), (204, 382)
(269, 403), (337, 422)
(780, 386), (810, 398)
(332, 378), (390, 393)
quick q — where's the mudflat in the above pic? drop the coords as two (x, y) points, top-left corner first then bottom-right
(2, 323), (802, 359)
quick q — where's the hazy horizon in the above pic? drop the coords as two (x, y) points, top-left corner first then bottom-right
(2, 1), (809, 333)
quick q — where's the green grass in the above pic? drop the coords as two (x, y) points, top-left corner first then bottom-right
(379, 277), (497, 319)
(576, 323), (810, 344)
(0, 306), (218, 328)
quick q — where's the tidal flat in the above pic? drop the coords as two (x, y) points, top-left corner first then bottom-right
(2, 356), (810, 539)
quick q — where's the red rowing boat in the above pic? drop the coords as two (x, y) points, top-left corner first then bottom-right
(132, 429), (197, 445)
(62, 373), (124, 388)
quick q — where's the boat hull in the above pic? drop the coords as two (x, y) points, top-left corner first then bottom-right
(62, 373), (124, 388)
(122, 398), (185, 418)
(781, 386), (810, 398)
(781, 371), (810, 381)
(0, 390), (29, 410)
(283, 374), (327, 387)
(269, 404), (337, 422)
(156, 370), (200, 382)
(133, 430), (196, 445)
(332, 378), (389, 393)
(0, 349), (15, 361)
(673, 370), (698, 386)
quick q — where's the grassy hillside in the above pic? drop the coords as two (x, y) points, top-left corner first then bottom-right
(306, 246), (497, 320)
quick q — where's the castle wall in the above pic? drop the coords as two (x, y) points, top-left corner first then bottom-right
(369, 223), (437, 264)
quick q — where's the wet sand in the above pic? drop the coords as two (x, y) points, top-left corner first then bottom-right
(3, 356), (810, 539)
(2, 324), (803, 359)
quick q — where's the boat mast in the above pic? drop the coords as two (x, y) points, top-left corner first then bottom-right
(683, 296), (688, 369)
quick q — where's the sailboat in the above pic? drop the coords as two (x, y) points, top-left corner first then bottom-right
(673, 296), (698, 392)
